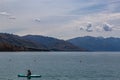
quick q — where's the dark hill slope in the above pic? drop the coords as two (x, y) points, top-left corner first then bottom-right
(0, 33), (47, 51)
(22, 35), (85, 51)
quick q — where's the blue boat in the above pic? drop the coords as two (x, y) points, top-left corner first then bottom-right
(18, 74), (42, 78)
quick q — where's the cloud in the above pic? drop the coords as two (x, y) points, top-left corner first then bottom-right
(80, 27), (84, 31)
(0, 0), (120, 39)
(8, 16), (16, 20)
(0, 12), (10, 16)
(65, 12), (120, 30)
(79, 23), (94, 32)
(34, 18), (41, 22)
(85, 23), (93, 32)
(0, 11), (16, 20)
(102, 23), (113, 31)
(79, 22), (114, 32)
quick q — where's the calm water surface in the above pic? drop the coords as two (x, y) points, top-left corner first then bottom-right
(0, 52), (120, 80)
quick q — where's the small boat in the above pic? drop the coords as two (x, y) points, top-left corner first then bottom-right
(18, 74), (42, 78)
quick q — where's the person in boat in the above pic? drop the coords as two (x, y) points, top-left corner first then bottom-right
(27, 70), (32, 79)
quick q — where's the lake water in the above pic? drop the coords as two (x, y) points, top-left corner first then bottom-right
(0, 52), (120, 80)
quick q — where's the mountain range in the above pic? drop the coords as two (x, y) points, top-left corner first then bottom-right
(0, 33), (120, 51)
(22, 35), (84, 51)
(68, 36), (120, 51)
(0, 33), (84, 51)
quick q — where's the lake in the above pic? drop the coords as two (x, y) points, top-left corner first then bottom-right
(0, 52), (120, 80)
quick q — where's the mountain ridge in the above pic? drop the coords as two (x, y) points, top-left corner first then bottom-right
(22, 35), (84, 51)
(0, 33), (84, 51)
(68, 36), (120, 51)
(0, 33), (120, 51)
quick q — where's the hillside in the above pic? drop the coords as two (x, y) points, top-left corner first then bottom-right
(68, 36), (120, 51)
(0, 33), (85, 51)
(0, 33), (47, 51)
(22, 35), (84, 51)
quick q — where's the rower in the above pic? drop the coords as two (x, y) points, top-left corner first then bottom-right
(27, 70), (32, 79)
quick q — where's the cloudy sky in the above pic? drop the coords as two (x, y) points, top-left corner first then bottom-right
(0, 0), (120, 39)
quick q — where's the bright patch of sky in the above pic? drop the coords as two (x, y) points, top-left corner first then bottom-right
(0, 0), (120, 39)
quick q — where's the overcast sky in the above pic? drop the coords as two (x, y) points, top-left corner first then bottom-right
(0, 0), (120, 39)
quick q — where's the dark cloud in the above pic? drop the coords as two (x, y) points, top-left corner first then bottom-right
(102, 23), (112, 31)
(35, 18), (41, 22)
(86, 23), (93, 32)
(79, 23), (93, 32)
(9, 16), (16, 20)
(80, 27), (84, 31)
